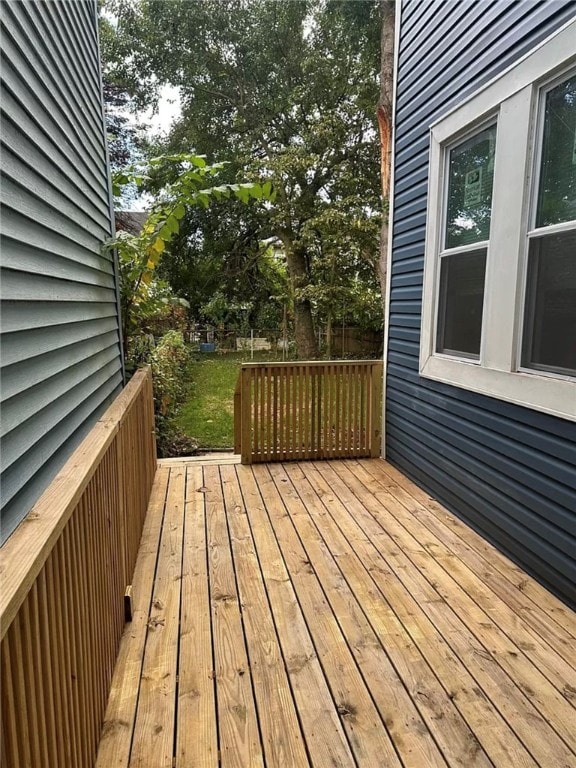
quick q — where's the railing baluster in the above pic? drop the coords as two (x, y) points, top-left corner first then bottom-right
(254, 363), (260, 460)
(234, 360), (383, 464)
(292, 365), (297, 459)
(260, 366), (266, 461)
(335, 367), (340, 458)
(371, 362), (384, 457)
(234, 378), (242, 454)
(0, 369), (157, 768)
(265, 366), (271, 461)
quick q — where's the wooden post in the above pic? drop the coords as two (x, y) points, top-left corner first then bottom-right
(370, 362), (384, 457)
(234, 376), (242, 455)
(240, 367), (253, 464)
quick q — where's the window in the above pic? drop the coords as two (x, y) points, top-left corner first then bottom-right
(420, 19), (576, 421)
(522, 75), (576, 376)
(437, 125), (496, 359)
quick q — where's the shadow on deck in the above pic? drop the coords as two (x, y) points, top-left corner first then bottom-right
(96, 456), (576, 768)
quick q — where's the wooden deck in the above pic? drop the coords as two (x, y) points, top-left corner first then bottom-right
(96, 457), (576, 768)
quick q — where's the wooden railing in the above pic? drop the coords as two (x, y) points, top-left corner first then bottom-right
(234, 360), (383, 464)
(0, 368), (157, 768)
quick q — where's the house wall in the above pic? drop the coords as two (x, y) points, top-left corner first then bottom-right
(0, 1), (123, 541)
(387, 0), (576, 607)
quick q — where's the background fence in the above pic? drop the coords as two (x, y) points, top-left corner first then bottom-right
(188, 326), (382, 359)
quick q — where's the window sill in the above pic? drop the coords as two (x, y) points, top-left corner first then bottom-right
(420, 354), (576, 421)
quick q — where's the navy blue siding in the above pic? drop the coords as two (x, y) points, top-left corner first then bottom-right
(387, 0), (576, 607)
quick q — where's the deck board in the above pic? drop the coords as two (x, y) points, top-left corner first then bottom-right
(97, 458), (576, 768)
(176, 466), (218, 767)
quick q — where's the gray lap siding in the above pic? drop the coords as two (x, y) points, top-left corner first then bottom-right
(0, 1), (123, 541)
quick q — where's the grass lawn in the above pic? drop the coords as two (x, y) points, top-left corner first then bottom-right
(175, 350), (280, 450)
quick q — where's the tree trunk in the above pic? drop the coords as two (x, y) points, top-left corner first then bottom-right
(285, 243), (319, 359)
(377, 0), (396, 317)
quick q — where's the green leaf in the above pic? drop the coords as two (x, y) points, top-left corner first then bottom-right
(235, 188), (250, 203)
(212, 185), (231, 198)
(159, 223), (173, 240)
(151, 237), (165, 256)
(166, 215), (180, 234)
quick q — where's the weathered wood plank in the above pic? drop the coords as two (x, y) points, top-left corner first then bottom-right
(205, 465), (263, 768)
(241, 465), (354, 767)
(130, 467), (185, 768)
(220, 464), (309, 766)
(176, 466), (218, 768)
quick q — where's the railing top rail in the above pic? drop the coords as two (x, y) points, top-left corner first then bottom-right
(240, 359), (383, 370)
(0, 367), (153, 639)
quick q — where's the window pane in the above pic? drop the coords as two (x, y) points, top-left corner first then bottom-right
(536, 74), (576, 228)
(437, 249), (487, 358)
(445, 126), (496, 249)
(522, 229), (576, 375)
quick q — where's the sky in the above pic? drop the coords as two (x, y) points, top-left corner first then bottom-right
(146, 84), (182, 136)
(121, 84), (182, 211)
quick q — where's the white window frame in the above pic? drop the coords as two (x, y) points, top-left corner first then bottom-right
(420, 18), (576, 422)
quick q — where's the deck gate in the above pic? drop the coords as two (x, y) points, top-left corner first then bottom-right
(234, 360), (383, 464)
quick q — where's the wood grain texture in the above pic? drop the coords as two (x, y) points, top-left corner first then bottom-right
(278, 462), (453, 768)
(240, 465), (354, 768)
(1, 369), (157, 768)
(205, 465), (264, 768)
(130, 467), (185, 768)
(176, 466), (218, 768)
(314, 460), (573, 768)
(96, 467), (169, 768)
(94, 456), (576, 768)
(262, 463), (402, 768)
(234, 361), (383, 464)
(220, 464), (309, 767)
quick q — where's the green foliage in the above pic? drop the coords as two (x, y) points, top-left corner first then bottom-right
(145, 330), (197, 456)
(100, 0), (383, 356)
(149, 330), (189, 416)
(104, 152), (270, 349)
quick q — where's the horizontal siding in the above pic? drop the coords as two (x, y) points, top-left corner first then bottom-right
(387, 0), (576, 607)
(0, 0), (122, 542)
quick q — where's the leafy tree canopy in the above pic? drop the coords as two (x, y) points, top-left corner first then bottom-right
(101, 0), (383, 357)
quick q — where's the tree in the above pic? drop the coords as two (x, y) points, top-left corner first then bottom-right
(377, 0), (396, 313)
(100, 0), (382, 359)
(156, 195), (284, 327)
(106, 153), (270, 352)
(99, 14), (146, 172)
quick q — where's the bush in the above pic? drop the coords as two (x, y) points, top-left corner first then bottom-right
(150, 330), (189, 417)
(133, 330), (196, 457)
